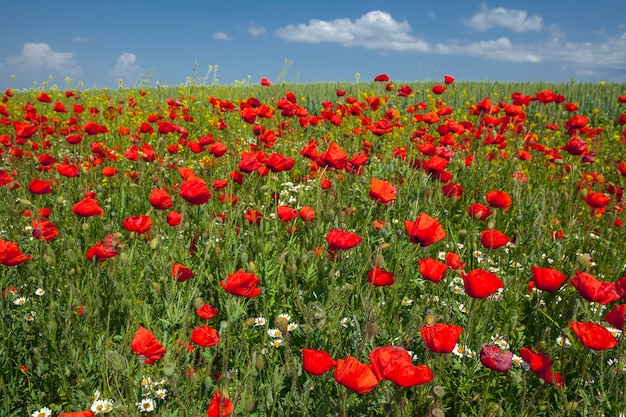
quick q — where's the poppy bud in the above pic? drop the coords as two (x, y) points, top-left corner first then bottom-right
(163, 363), (176, 377)
(149, 236), (160, 249)
(106, 350), (127, 371)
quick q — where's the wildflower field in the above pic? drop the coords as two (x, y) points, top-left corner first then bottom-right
(1, 74), (626, 417)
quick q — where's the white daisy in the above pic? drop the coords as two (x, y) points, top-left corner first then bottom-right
(136, 398), (154, 412)
(13, 297), (27, 305)
(31, 407), (52, 417)
(267, 328), (283, 338)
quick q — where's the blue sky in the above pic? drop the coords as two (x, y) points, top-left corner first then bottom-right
(1, 0), (625, 90)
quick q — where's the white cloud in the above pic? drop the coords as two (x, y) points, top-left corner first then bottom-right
(7, 43), (82, 76)
(248, 24), (266, 37)
(435, 37), (542, 63)
(274, 10), (429, 52)
(466, 3), (542, 32)
(110, 52), (140, 79)
(213, 31), (231, 40)
(72, 36), (90, 43)
(274, 10), (626, 79)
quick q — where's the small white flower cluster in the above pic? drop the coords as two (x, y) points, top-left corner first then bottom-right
(452, 344), (476, 359)
(278, 181), (313, 207)
(136, 376), (168, 413)
(10, 287), (48, 322)
(266, 313), (299, 348)
(91, 390), (115, 414)
(490, 334), (510, 350)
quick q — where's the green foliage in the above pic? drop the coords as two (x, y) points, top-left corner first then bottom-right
(1, 79), (625, 416)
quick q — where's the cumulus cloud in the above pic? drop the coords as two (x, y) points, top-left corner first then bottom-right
(6, 43), (82, 76)
(248, 24), (266, 37)
(274, 9), (625, 79)
(466, 3), (542, 32)
(110, 52), (141, 79)
(435, 37), (542, 63)
(213, 31), (232, 40)
(274, 10), (429, 52)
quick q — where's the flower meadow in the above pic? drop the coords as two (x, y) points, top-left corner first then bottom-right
(1, 74), (626, 417)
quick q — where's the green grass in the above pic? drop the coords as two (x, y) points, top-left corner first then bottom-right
(1, 78), (626, 416)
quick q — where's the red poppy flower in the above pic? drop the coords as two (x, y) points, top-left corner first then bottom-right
(326, 228), (362, 252)
(444, 75), (455, 85)
(207, 390), (233, 417)
(31, 219), (59, 241)
(570, 271), (620, 304)
(564, 115), (589, 131)
(86, 234), (121, 262)
(374, 74), (390, 82)
(36, 92), (52, 103)
(480, 229), (510, 249)
(150, 188), (173, 210)
(299, 206), (315, 221)
(56, 163), (80, 177)
(485, 190), (512, 210)
(0, 239), (32, 266)
(423, 156), (448, 174)
(418, 258), (448, 283)
(244, 208), (263, 224)
(404, 213), (446, 247)
(519, 347), (553, 374)
(191, 325), (220, 348)
(196, 303), (218, 320)
(260, 77), (271, 86)
(0, 169), (15, 188)
(28, 178), (53, 194)
(369, 178), (397, 204)
(604, 304), (626, 330)
(101, 166), (118, 177)
(72, 196), (104, 217)
(302, 348), (337, 375)
(397, 85), (412, 97)
(265, 153), (295, 172)
(333, 356), (379, 394)
(122, 215), (152, 234)
(179, 176), (211, 205)
(167, 211), (182, 226)
(420, 323), (463, 353)
(14, 121), (38, 139)
(172, 264), (194, 282)
(441, 182), (463, 199)
(220, 269), (261, 298)
(432, 84), (446, 95)
(367, 266), (395, 286)
(569, 322), (618, 350)
(58, 412), (96, 417)
(562, 136), (588, 156)
(540, 369), (566, 387)
(277, 206), (299, 222)
(445, 252), (465, 270)
(131, 326), (166, 365)
(461, 269), (504, 299)
(323, 142), (348, 169)
(584, 191), (610, 211)
(369, 345), (433, 388)
(530, 266), (568, 292)
(480, 344), (512, 372)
